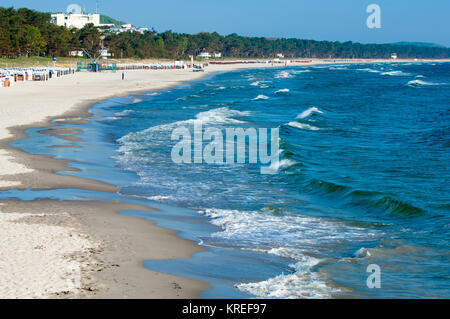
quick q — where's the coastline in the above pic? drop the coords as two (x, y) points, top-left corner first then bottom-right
(0, 62), (288, 298)
(0, 59), (447, 299)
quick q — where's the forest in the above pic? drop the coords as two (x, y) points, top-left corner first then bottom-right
(1, 7), (449, 59)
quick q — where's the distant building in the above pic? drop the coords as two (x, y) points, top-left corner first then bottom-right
(52, 8), (148, 34)
(109, 24), (149, 34)
(51, 13), (101, 28)
(276, 53), (284, 58)
(391, 53), (398, 59)
(198, 49), (211, 59)
(70, 50), (84, 57)
(99, 48), (112, 59)
(213, 52), (222, 58)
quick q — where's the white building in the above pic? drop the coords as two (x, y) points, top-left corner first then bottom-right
(276, 53), (284, 58)
(391, 53), (398, 59)
(70, 50), (84, 57)
(51, 13), (101, 29)
(109, 24), (149, 34)
(198, 49), (211, 59)
(213, 52), (222, 58)
(99, 49), (112, 59)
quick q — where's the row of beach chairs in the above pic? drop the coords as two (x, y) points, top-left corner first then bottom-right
(0, 67), (75, 88)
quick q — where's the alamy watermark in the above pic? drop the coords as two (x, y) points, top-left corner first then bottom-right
(366, 264), (381, 289)
(366, 4), (381, 29)
(171, 122), (280, 174)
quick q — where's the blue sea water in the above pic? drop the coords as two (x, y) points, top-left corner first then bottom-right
(4, 62), (449, 298)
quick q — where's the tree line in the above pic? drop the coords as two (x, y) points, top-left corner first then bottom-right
(1, 7), (449, 59)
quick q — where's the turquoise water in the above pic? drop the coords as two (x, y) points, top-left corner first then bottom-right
(4, 62), (449, 298)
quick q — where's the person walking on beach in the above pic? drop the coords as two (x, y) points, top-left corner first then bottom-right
(122, 72), (125, 80)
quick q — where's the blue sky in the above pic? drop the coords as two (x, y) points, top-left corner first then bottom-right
(3, 0), (449, 46)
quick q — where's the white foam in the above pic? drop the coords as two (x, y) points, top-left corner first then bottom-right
(274, 71), (294, 79)
(329, 66), (348, 70)
(291, 69), (311, 74)
(355, 247), (372, 258)
(115, 109), (133, 116)
(146, 195), (174, 202)
(176, 94), (201, 101)
(105, 116), (120, 121)
(194, 107), (251, 124)
(182, 104), (210, 110)
(252, 95), (269, 101)
(236, 251), (337, 299)
(287, 121), (321, 131)
(131, 98), (143, 104)
(118, 107), (252, 144)
(251, 81), (271, 87)
(269, 158), (297, 172)
(356, 68), (380, 73)
(381, 71), (410, 76)
(275, 88), (290, 94)
(198, 208), (381, 298)
(407, 79), (441, 87)
(199, 208), (380, 251)
(296, 107), (323, 119)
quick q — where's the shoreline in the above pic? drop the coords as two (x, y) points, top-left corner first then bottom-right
(1, 62), (284, 298)
(0, 65), (228, 298)
(0, 59), (446, 298)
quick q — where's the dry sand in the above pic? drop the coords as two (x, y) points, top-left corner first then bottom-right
(0, 199), (206, 298)
(0, 59), (443, 298)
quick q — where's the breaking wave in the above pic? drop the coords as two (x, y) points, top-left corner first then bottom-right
(296, 107), (323, 119)
(275, 88), (290, 94)
(198, 208), (381, 298)
(274, 71), (294, 79)
(407, 79), (443, 87)
(252, 95), (270, 101)
(381, 71), (411, 76)
(287, 121), (321, 131)
(118, 107), (252, 143)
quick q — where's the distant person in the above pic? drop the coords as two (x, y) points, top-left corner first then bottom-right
(122, 72), (125, 80)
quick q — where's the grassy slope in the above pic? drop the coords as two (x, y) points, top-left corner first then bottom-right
(100, 15), (125, 26)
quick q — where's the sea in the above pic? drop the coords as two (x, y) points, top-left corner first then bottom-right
(3, 62), (449, 298)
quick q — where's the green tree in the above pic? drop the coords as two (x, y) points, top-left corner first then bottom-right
(22, 25), (46, 56)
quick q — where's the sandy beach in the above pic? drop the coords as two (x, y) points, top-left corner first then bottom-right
(0, 58), (446, 298)
(0, 61), (298, 298)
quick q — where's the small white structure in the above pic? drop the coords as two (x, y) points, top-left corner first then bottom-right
(276, 53), (284, 58)
(70, 50), (84, 57)
(100, 49), (112, 59)
(391, 53), (398, 59)
(213, 52), (222, 58)
(198, 49), (211, 59)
